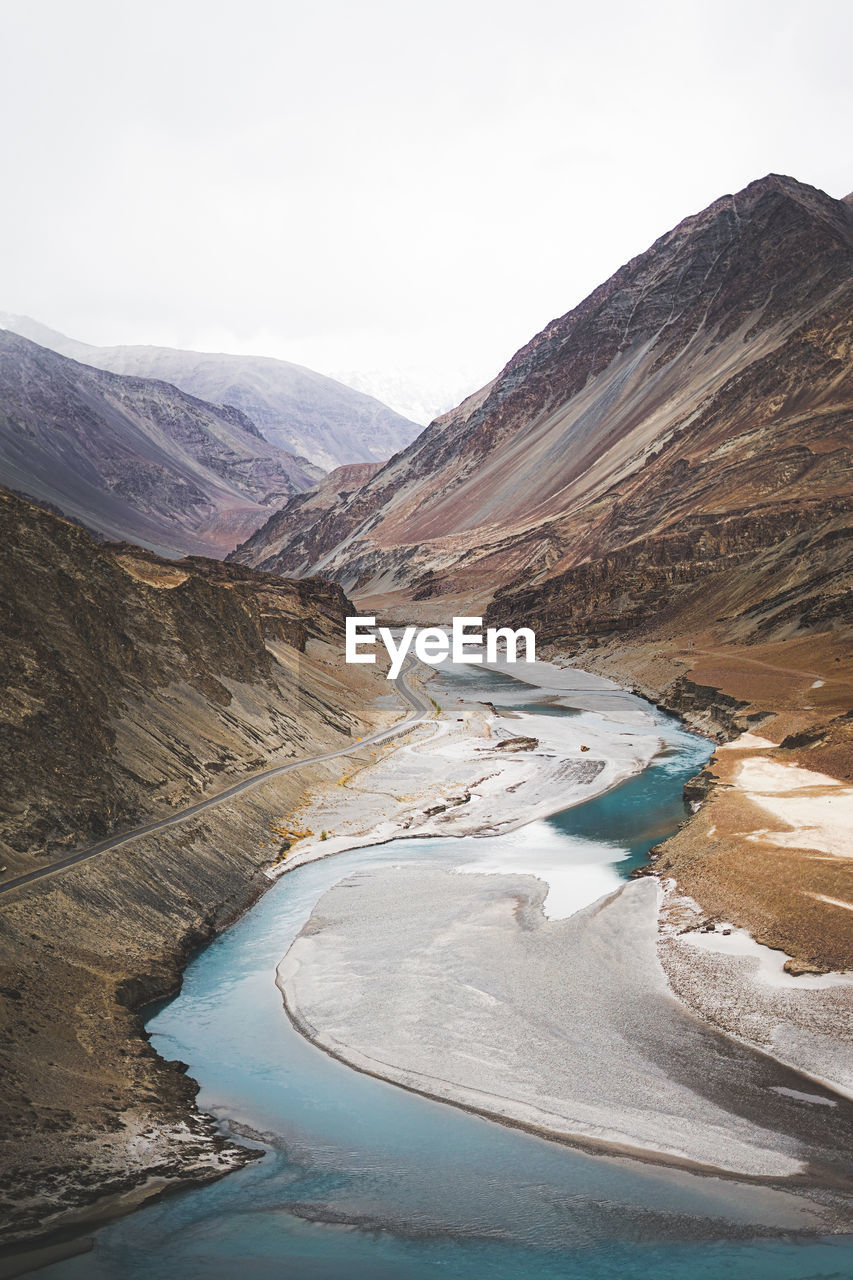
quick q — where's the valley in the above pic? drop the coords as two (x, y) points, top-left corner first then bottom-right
(231, 173), (853, 973)
(1, 171), (851, 1275)
(17, 657), (853, 1279)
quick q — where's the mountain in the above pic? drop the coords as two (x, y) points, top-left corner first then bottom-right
(0, 315), (422, 472)
(232, 461), (382, 574)
(0, 487), (392, 1243)
(0, 487), (369, 862)
(231, 172), (853, 983)
(231, 174), (853, 636)
(0, 330), (324, 556)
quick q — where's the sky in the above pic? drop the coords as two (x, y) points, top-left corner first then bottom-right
(2, 0), (851, 420)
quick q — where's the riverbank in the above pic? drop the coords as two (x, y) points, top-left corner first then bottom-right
(41, 823), (853, 1280)
(271, 657), (662, 878)
(557, 631), (853, 972)
(276, 653), (853, 1209)
(0, 638), (411, 1263)
(0, 653), (646, 1267)
(278, 869), (852, 1188)
(5, 648), (850, 1270)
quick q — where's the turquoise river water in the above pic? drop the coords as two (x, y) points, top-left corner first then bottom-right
(40, 665), (853, 1279)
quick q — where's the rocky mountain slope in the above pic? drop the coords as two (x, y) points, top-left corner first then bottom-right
(0, 489), (397, 1246)
(0, 488), (371, 867)
(230, 173), (853, 973)
(230, 174), (852, 626)
(0, 330), (324, 556)
(230, 461), (381, 572)
(0, 315), (422, 472)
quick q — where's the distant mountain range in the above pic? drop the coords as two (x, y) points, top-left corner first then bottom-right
(333, 365), (484, 427)
(0, 317), (425, 556)
(0, 330), (327, 555)
(231, 174), (853, 657)
(0, 315), (421, 472)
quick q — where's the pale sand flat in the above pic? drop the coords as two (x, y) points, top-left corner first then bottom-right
(279, 870), (853, 1181)
(736, 757), (853, 858)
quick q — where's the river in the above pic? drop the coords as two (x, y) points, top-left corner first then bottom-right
(39, 664), (853, 1279)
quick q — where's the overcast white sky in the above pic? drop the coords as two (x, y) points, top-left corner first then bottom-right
(2, 0), (850, 415)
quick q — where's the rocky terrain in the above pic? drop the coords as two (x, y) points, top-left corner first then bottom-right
(231, 173), (852, 970)
(2, 171), (850, 1261)
(0, 315), (422, 473)
(0, 330), (328, 557)
(231, 175), (852, 608)
(570, 627), (853, 972)
(0, 490), (398, 1251)
(230, 461), (381, 573)
(0, 488), (381, 870)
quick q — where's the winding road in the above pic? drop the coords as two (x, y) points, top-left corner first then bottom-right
(0, 661), (430, 897)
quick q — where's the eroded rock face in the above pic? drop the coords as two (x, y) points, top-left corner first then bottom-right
(0, 489), (392, 1247)
(229, 462), (382, 574)
(0, 489), (355, 864)
(230, 175), (852, 638)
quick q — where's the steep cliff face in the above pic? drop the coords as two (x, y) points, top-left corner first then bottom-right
(0, 332), (323, 557)
(0, 489), (366, 870)
(485, 295), (852, 644)
(230, 175), (853, 628)
(0, 489), (397, 1247)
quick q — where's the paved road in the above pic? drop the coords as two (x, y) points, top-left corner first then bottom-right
(0, 662), (430, 898)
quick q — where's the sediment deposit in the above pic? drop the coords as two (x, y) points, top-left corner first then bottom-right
(279, 869), (853, 1186)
